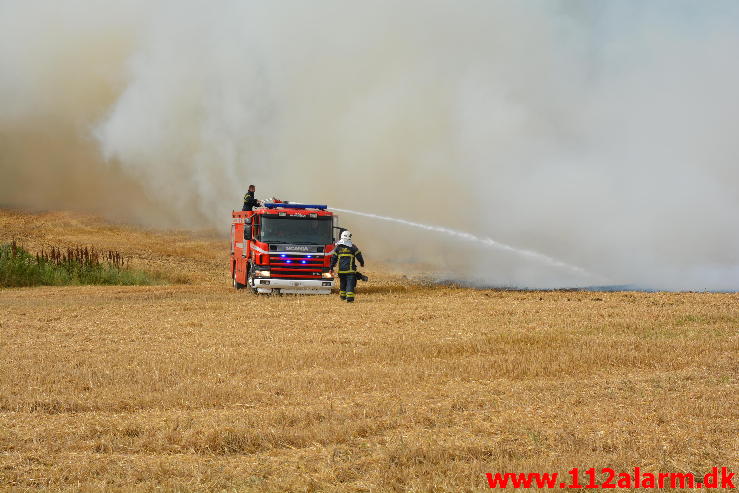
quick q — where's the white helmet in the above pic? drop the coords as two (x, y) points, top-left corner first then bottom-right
(340, 230), (352, 241)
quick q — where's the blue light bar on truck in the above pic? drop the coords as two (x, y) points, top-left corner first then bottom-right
(263, 203), (328, 210)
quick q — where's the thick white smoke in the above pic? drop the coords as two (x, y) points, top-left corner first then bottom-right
(1, 1), (738, 290)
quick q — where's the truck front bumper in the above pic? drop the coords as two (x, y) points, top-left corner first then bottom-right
(249, 277), (334, 294)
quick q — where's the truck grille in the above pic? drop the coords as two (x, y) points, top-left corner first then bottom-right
(269, 254), (325, 278)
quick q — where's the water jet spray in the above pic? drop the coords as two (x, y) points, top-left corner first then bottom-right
(331, 207), (606, 283)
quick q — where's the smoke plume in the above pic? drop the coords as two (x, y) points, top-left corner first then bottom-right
(2, 1), (738, 290)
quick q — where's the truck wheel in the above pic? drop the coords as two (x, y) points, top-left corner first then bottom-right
(246, 263), (259, 294)
(246, 273), (258, 294)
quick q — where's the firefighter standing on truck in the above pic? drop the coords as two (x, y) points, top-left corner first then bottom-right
(330, 230), (364, 303)
(242, 185), (260, 211)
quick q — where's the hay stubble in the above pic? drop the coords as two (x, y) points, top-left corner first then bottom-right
(1, 210), (737, 491)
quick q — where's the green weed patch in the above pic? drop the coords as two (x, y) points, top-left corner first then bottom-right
(0, 240), (161, 287)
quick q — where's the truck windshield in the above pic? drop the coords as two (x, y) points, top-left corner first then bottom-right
(260, 216), (333, 244)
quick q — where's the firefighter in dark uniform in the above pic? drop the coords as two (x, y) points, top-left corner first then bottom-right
(330, 230), (364, 302)
(242, 184), (260, 211)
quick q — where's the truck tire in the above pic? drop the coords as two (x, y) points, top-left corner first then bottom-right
(246, 273), (258, 294)
(246, 262), (258, 294)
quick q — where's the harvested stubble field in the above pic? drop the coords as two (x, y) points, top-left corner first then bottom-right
(0, 209), (737, 492)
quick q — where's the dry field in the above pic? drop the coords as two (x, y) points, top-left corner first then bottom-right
(1, 209), (737, 492)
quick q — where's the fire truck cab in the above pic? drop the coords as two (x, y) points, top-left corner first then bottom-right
(230, 203), (338, 294)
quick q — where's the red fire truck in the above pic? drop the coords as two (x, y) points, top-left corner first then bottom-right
(230, 203), (339, 294)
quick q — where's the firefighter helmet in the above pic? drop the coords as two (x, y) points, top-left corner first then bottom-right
(340, 230), (352, 241)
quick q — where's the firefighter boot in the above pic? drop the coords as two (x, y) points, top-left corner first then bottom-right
(339, 291), (346, 300)
(346, 292), (355, 302)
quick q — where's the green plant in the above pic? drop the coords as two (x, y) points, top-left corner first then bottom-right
(0, 240), (160, 287)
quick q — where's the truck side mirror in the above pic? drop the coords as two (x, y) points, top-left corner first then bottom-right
(332, 215), (344, 242)
(244, 217), (252, 240)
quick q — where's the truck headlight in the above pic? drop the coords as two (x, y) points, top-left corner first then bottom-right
(322, 272), (333, 279)
(254, 270), (270, 277)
